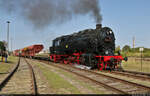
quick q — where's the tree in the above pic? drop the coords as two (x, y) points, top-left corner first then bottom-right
(122, 45), (131, 52)
(0, 41), (6, 52)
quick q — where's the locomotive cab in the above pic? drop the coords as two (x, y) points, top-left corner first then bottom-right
(51, 39), (61, 54)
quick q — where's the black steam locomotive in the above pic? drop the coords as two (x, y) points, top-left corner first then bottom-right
(50, 24), (127, 70)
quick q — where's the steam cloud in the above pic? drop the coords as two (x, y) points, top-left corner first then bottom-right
(0, 0), (102, 29)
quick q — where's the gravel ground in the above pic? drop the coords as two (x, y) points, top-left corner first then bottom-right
(30, 62), (53, 94)
(29, 59), (114, 94)
(0, 58), (32, 94)
(95, 71), (150, 88)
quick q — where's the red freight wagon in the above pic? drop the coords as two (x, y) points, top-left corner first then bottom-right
(14, 49), (20, 56)
(18, 44), (44, 57)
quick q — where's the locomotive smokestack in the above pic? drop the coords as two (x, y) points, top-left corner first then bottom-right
(96, 24), (102, 29)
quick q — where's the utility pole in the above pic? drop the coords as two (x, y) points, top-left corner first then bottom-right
(139, 47), (144, 72)
(11, 37), (13, 52)
(7, 21), (10, 52)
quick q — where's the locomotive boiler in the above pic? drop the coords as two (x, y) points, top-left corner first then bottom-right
(50, 24), (127, 70)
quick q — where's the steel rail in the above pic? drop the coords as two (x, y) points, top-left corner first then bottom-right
(24, 58), (38, 95)
(0, 57), (20, 91)
(38, 60), (127, 94)
(101, 70), (150, 81)
(122, 70), (150, 76)
(74, 67), (150, 91)
(34, 58), (150, 94)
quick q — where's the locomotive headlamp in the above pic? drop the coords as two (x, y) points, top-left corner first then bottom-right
(105, 50), (109, 55)
(109, 31), (112, 34)
(107, 31), (112, 35)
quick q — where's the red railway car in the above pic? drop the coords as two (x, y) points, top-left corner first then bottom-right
(14, 44), (44, 57)
(14, 49), (20, 56)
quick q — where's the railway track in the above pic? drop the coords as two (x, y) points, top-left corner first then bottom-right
(0, 57), (20, 91)
(0, 73), (10, 87)
(24, 58), (38, 94)
(37, 57), (150, 80)
(38, 60), (150, 94)
(27, 59), (52, 94)
(98, 70), (150, 81)
(0, 57), (38, 94)
(122, 70), (150, 76)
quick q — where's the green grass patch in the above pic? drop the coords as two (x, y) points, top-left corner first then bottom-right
(33, 60), (108, 94)
(36, 63), (81, 94)
(0, 56), (18, 73)
(121, 52), (150, 58)
(122, 57), (150, 73)
(56, 68), (107, 94)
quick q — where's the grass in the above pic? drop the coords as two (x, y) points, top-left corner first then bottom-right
(122, 57), (150, 73)
(33, 60), (110, 94)
(0, 56), (18, 73)
(56, 68), (107, 94)
(35, 63), (81, 94)
(121, 52), (150, 58)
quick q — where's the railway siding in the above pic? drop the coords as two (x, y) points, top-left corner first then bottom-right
(30, 59), (112, 94)
(99, 70), (150, 82)
(0, 58), (36, 94)
(0, 56), (19, 85)
(39, 60), (150, 94)
(27, 60), (53, 94)
(95, 71), (150, 87)
(32, 62), (81, 94)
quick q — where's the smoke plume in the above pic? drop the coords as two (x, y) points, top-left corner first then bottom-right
(0, 0), (102, 29)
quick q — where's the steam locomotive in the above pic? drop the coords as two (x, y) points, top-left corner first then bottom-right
(50, 24), (127, 70)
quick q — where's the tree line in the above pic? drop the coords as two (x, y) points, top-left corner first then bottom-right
(115, 45), (150, 53)
(0, 41), (6, 52)
(115, 45), (150, 57)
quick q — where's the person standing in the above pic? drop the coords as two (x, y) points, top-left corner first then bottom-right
(4, 52), (8, 63)
(1, 52), (4, 62)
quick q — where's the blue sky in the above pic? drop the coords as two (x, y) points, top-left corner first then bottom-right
(0, 0), (150, 50)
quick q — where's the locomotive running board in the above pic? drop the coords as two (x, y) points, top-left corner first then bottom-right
(74, 64), (92, 70)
